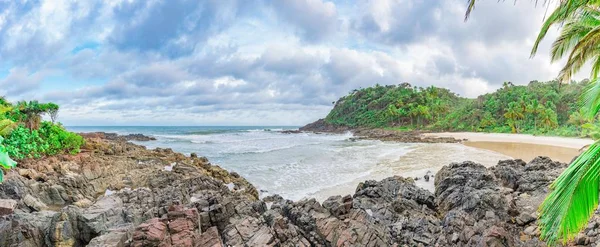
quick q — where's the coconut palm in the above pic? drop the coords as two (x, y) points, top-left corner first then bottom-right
(504, 102), (525, 133)
(527, 99), (545, 131)
(466, 1), (600, 245)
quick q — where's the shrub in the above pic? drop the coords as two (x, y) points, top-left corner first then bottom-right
(39, 122), (85, 155)
(2, 122), (85, 160)
(3, 126), (48, 159)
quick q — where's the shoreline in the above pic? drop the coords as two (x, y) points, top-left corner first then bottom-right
(423, 132), (592, 163)
(422, 132), (593, 149)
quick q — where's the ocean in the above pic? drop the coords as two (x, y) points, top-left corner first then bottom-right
(67, 126), (511, 201)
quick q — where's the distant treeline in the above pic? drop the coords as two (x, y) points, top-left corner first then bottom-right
(325, 80), (591, 137)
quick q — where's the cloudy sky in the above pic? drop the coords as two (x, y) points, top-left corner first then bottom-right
(0, 0), (573, 126)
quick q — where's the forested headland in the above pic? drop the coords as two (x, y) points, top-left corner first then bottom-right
(324, 80), (592, 137)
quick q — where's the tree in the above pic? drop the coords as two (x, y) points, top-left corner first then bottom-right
(540, 108), (559, 129)
(45, 103), (59, 124)
(527, 99), (545, 131)
(504, 102), (525, 133)
(15, 101), (45, 130)
(568, 108), (588, 131)
(0, 105), (16, 136)
(466, 1), (600, 245)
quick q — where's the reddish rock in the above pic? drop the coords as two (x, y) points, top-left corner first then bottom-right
(131, 206), (201, 247)
(132, 218), (168, 247)
(0, 199), (17, 216)
(197, 227), (224, 247)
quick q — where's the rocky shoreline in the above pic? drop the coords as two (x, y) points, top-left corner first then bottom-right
(300, 119), (462, 143)
(0, 134), (597, 246)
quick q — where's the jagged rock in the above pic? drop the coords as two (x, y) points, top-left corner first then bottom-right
(87, 229), (129, 247)
(0, 199), (17, 216)
(23, 194), (49, 211)
(0, 211), (55, 246)
(131, 205), (201, 247)
(322, 194), (353, 218)
(0, 133), (588, 247)
(197, 227), (224, 247)
(131, 218), (168, 247)
(300, 120), (460, 143)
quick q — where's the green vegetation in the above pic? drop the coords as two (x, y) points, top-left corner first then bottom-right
(466, 1), (600, 245)
(325, 80), (589, 137)
(0, 98), (84, 182)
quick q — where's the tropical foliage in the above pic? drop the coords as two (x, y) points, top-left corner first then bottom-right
(465, 0), (600, 245)
(325, 80), (589, 137)
(0, 98), (84, 182)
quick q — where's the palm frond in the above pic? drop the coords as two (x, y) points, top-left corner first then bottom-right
(538, 141), (600, 245)
(0, 119), (16, 136)
(582, 78), (600, 118)
(465, 0), (476, 21)
(550, 7), (600, 61)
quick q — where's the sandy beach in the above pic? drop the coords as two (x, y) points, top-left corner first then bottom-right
(423, 132), (594, 163)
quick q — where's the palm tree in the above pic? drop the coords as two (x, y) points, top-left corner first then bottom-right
(569, 108), (589, 131)
(504, 102), (525, 133)
(540, 108), (559, 128)
(466, 1), (600, 245)
(527, 99), (545, 131)
(0, 105), (16, 136)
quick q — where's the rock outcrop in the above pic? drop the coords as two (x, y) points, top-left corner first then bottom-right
(299, 119), (460, 143)
(79, 132), (157, 142)
(0, 133), (593, 246)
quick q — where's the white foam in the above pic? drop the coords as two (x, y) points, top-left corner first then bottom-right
(164, 162), (176, 171)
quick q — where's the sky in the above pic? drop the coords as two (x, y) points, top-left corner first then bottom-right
(0, 0), (576, 126)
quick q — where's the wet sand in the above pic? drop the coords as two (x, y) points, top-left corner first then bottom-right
(424, 132), (593, 149)
(309, 143), (512, 201)
(310, 132), (591, 202)
(423, 132), (592, 163)
(463, 141), (580, 163)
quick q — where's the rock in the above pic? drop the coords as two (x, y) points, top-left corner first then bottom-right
(131, 205), (201, 247)
(322, 195), (352, 218)
(435, 161), (509, 219)
(515, 213), (536, 226)
(299, 120), (460, 143)
(524, 226), (537, 236)
(74, 198), (93, 208)
(23, 194), (48, 211)
(280, 130), (302, 134)
(0, 211), (55, 246)
(87, 230), (129, 247)
(0, 199), (17, 216)
(80, 132), (156, 142)
(198, 227), (224, 247)
(131, 218), (168, 247)
(0, 134), (580, 247)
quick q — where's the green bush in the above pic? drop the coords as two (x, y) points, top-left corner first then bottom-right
(3, 126), (48, 159)
(3, 122), (85, 160)
(39, 122), (84, 155)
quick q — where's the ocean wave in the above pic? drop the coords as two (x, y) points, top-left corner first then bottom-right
(270, 169), (374, 201)
(221, 142), (323, 155)
(191, 140), (215, 144)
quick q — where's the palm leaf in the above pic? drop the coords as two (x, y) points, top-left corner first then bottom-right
(0, 136), (15, 183)
(0, 119), (16, 136)
(538, 141), (600, 245)
(581, 78), (600, 119)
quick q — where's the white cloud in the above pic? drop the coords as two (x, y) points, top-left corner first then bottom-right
(0, 0), (581, 125)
